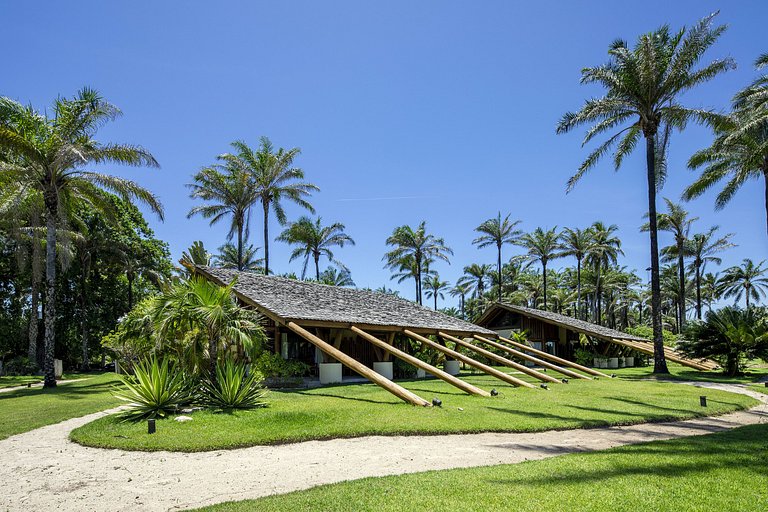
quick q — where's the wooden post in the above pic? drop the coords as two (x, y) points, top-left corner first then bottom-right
(497, 335), (611, 378)
(439, 332), (560, 384)
(403, 330), (535, 389)
(473, 335), (590, 380)
(287, 322), (431, 406)
(633, 340), (717, 370)
(351, 326), (490, 397)
(611, 338), (710, 371)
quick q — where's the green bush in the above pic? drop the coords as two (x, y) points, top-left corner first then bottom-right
(3, 356), (39, 376)
(625, 325), (678, 346)
(200, 359), (268, 410)
(393, 358), (418, 379)
(254, 353), (310, 379)
(115, 356), (192, 421)
(573, 348), (594, 367)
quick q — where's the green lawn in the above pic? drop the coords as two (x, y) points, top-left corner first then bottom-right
(195, 423), (768, 512)
(0, 375), (42, 389)
(70, 367), (757, 452)
(0, 372), (121, 440)
(610, 362), (768, 384)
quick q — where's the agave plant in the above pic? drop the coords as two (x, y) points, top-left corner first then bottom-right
(115, 356), (192, 421)
(199, 359), (268, 411)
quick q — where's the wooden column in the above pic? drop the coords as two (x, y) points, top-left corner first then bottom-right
(611, 338), (710, 371)
(439, 332), (560, 384)
(403, 330), (535, 389)
(497, 335), (611, 378)
(286, 322), (431, 406)
(473, 335), (590, 380)
(351, 326), (490, 397)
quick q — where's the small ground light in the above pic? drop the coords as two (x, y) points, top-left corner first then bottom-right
(432, 398), (442, 407)
(148, 418), (156, 434)
(700, 396), (707, 407)
(610, 374), (617, 378)
(540, 384), (548, 390)
(561, 378), (569, 384)
(764, 382), (767, 388)
(490, 388), (498, 396)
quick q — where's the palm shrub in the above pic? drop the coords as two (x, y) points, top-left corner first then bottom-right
(199, 359), (267, 410)
(115, 356), (192, 420)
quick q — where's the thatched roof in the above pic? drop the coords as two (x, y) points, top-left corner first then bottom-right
(195, 266), (495, 336)
(475, 302), (649, 342)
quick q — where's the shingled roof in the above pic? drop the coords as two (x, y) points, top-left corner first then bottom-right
(195, 266), (495, 336)
(475, 302), (649, 342)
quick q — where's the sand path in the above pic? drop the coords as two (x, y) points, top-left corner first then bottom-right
(1, 382), (765, 512)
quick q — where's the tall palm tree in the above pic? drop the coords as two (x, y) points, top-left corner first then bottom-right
(215, 243), (264, 272)
(187, 151), (258, 271)
(684, 54), (768, 237)
(424, 275), (449, 310)
(683, 226), (734, 319)
(559, 227), (593, 319)
(586, 222), (623, 325)
(458, 263), (494, 300)
(384, 222), (452, 305)
(718, 259), (768, 308)
(473, 212), (522, 301)
(227, 137), (318, 275)
(0, 89), (163, 387)
(277, 216), (354, 280)
(449, 281), (472, 318)
(650, 199), (697, 330)
(517, 227), (562, 310)
(556, 14), (732, 373)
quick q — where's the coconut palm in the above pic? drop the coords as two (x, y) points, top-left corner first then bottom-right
(586, 222), (623, 325)
(458, 263), (494, 300)
(682, 226), (735, 319)
(187, 153), (258, 271)
(449, 281), (472, 318)
(227, 137), (318, 275)
(0, 89), (163, 387)
(277, 216), (354, 280)
(180, 240), (212, 268)
(319, 267), (355, 287)
(473, 212), (522, 301)
(424, 275), (449, 310)
(215, 243), (264, 272)
(517, 227), (562, 310)
(684, 55), (768, 236)
(556, 13), (733, 373)
(559, 227), (593, 319)
(384, 222), (452, 305)
(718, 259), (768, 308)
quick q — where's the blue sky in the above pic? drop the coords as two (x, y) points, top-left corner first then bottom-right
(3, 1), (766, 305)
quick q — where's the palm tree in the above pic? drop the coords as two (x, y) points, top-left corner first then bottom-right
(0, 89), (163, 387)
(215, 243), (264, 272)
(556, 14), (733, 373)
(458, 263), (494, 300)
(650, 199), (697, 330)
(226, 137), (318, 275)
(473, 212), (522, 301)
(684, 54), (768, 237)
(319, 267), (355, 286)
(424, 275), (449, 310)
(718, 259), (768, 308)
(449, 281), (472, 318)
(187, 152), (258, 271)
(517, 227), (562, 310)
(559, 227), (593, 319)
(586, 222), (622, 325)
(277, 216), (354, 280)
(683, 226), (735, 319)
(180, 240), (212, 268)
(384, 222), (452, 305)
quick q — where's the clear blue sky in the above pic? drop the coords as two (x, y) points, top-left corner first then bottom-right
(3, 1), (766, 305)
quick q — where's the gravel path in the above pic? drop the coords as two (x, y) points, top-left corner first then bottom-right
(1, 382), (765, 512)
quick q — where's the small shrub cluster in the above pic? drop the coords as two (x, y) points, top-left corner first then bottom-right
(3, 356), (39, 376)
(253, 352), (310, 379)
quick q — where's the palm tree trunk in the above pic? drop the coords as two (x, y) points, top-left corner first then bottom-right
(542, 261), (548, 310)
(28, 280), (39, 362)
(434, 292), (438, 310)
(497, 243), (502, 302)
(237, 222), (244, 271)
(763, 167), (768, 239)
(595, 264), (602, 325)
(460, 294), (465, 317)
(262, 201), (271, 275)
(416, 257), (422, 305)
(745, 285), (751, 308)
(43, 204), (57, 388)
(80, 265), (90, 372)
(645, 134), (669, 374)
(576, 257), (582, 320)
(314, 254), (320, 281)
(695, 263), (702, 320)
(677, 241), (686, 331)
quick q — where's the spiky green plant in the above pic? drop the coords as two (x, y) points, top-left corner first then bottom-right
(115, 356), (191, 421)
(199, 359), (268, 411)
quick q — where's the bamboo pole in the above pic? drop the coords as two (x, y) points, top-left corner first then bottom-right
(438, 332), (560, 384)
(473, 335), (590, 380)
(403, 330), (535, 389)
(496, 335), (611, 378)
(631, 340), (718, 370)
(610, 338), (710, 371)
(351, 326), (490, 397)
(286, 322), (431, 406)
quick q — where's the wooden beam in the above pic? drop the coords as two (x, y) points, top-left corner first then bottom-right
(403, 329), (535, 389)
(286, 322), (431, 406)
(629, 340), (718, 370)
(611, 338), (710, 371)
(473, 335), (590, 380)
(497, 335), (611, 378)
(438, 332), (560, 384)
(351, 327), (490, 397)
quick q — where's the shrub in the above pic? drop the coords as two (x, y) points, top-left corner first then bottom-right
(254, 352), (309, 379)
(3, 356), (39, 376)
(115, 356), (192, 421)
(573, 348), (594, 367)
(199, 359), (267, 410)
(393, 358), (418, 379)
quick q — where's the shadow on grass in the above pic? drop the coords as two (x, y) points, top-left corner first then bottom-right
(0, 380), (117, 401)
(288, 389), (400, 405)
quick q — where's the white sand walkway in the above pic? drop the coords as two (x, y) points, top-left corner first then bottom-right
(1, 382), (765, 512)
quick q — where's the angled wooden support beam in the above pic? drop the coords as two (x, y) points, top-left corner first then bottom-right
(403, 329), (535, 389)
(634, 341), (718, 370)
(497, 335), (611, 379)
(286, 322), (431, 406)
(351, 326), (490, 397)
(473, 335), (590, 380)
(438, 332), (560, 384)
(610, 338), (709, 371)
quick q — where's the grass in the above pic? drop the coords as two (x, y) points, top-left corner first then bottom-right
(70, 365), (758, 452)
(0, 372), (121, 440)
(195, 423), (768, 512)
(0, 375), (42, 389)
(611, 362), (768, 384)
